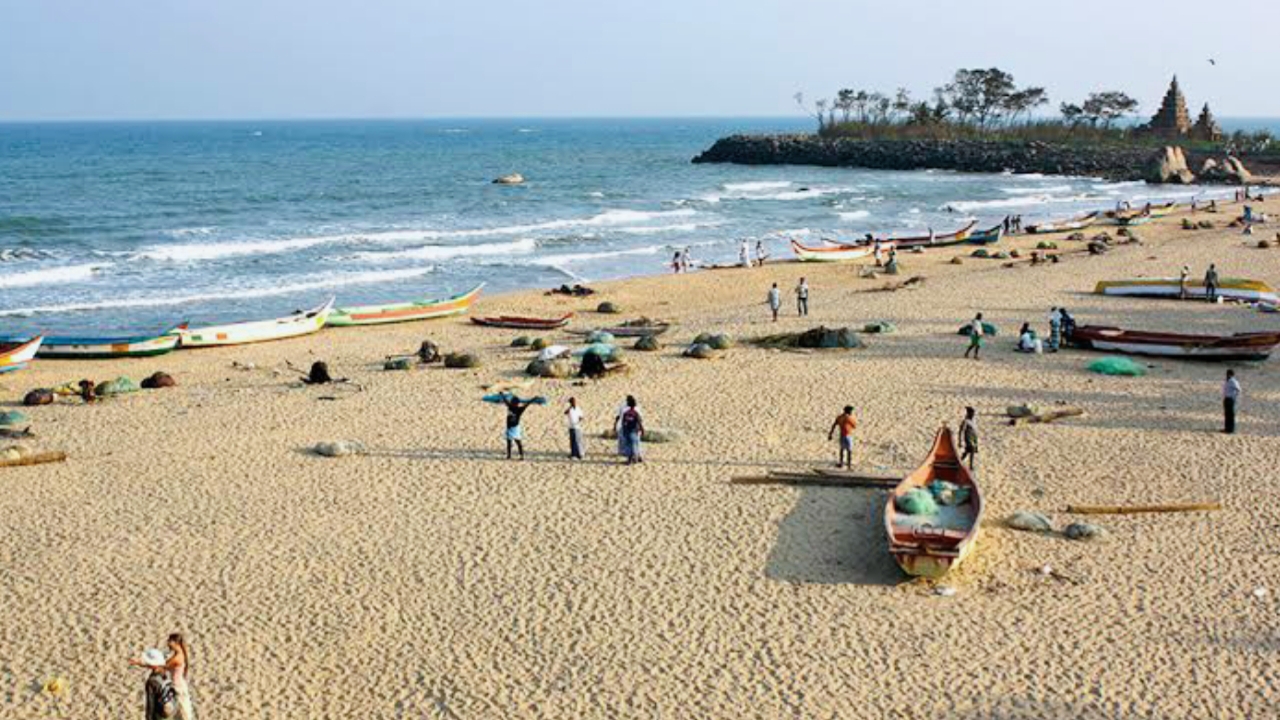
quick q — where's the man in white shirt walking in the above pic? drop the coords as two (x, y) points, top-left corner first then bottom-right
(767, 283), (781, 322)
(1223, 370), (1241, 434)
(795, 277), (809, 317)
(565, 397), (585, 459)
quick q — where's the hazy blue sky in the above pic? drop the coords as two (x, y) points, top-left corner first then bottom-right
(2, 0), (1277, 121)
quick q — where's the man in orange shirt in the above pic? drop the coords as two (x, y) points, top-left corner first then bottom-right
(827, 405), (858, 469)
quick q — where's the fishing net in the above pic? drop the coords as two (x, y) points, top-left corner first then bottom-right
(1087, 357), (1146, 376)
(95, 377), (140, 396)
(958, 322), (999, 337)
(895, 488), (939, 516)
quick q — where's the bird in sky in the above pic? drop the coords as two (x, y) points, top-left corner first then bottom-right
(1208, 58), (1216, 65)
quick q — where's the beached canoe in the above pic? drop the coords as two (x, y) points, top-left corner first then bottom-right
(471, 313), (574, 330)
(1025, 211), (1099, 234)
(1094, 277), (1278, 304)
(0, 325), (185, 359)
(179, 298), (334, 348)
(965, 223), (1004, 245)
(791, 239), (887, 262)
(827, 221), (978, 250)
(0, 336), (44, 374)
(884, 426), (983, 579)
(1067, 325), (1280, 361)
(328, 283), (485, 327)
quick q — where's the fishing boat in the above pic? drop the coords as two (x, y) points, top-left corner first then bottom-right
(790, 239), (887, 262)
(470, 313), (574, 330)
(179, 298), (334, 348)
(328, 283), (485, 326)
(1067, 325), (1280, 361)
(965, 223), (1005, 245)
(1094, 277), (1278, 305)
(829, 221), (978, 250)
(1105, 202), (1175, 226)
(1025, 211), (1099, 234)
(884, 427), (982, 579)
(1147, 201), (1179, 218)
(0, 325), (186, 359)
(0, 336), (44, 374)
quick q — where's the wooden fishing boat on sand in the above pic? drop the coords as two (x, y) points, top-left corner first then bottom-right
(1067, 325), (1280, 361)
(1025, 211), (1099, 234)
(0, 325), (185, 359)
(790, 239), (888, 262)
(829, 221), (978, 250)
(0, 336), (44, 374)
(1094, 277), (1278, 305)
(965, 223), (1005, 245)
(884, 427), (982, 579)
(471, 313), (574, 330)
(179, 298), (334, 348)
(328, 283), (484, 326)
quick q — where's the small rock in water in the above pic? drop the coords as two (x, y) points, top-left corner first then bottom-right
(314, 440), (360, 458)
(1005, 511), (1053, 533)
(1063, 522), (1105, 541)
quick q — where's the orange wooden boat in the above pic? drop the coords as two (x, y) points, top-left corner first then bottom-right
(884, 426), (983, 578)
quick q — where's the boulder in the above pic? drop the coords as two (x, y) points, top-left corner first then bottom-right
(634, 335), (662, 351)
(511, 336), (532, 348)
(444, 352), (481, 369)
(684, 343), (718, 359)
(1199, 157), (1220, 176)
(526, 357), (575, 379)
(1005, 511), (1053, 533)
(417, 340), (441, 364)
(492, 173), (525, 185)
(1223, 156), (1252, 184)
(140, 371), (176, 389)
(596, 301), (622, 314)
(1146, 146), (1195, 184)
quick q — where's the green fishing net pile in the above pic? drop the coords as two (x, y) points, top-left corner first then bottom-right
(1087, 356), (1147, 376)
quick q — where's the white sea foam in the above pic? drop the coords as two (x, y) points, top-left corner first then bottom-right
(352, 238), (537, 262)
(1000, 185), (1072, 195)
(614, 220), (722, 235)
(837, 210), (870, 221)
(137, 236), (334, 262)
(0, 263), (104, 289)
(946, 194), (1095, 213)
(722, 180), (793, 192)
(0, 267), (435, 317)
(525, 245), (665, 266)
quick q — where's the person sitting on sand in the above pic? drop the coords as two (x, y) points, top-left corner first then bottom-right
(959, 407), (979, 473)
(1017, 323), (1037, 353)
(614, 395), (644, 465)
(130, 633), (195, 720)
(503, 396), (535, 460)
(964, 313), (985, 360)
(767, 283), (781, 322)
(827, 405), (858, 469)
(795, 277), (809, 316)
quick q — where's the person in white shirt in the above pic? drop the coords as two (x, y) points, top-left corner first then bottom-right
(963, 313), (985, 360)
(1223, 370), (1241, 434)
(755, 240), (769, 266)
(739, 239), (751, 268)
(565, 397), (585, 459)
(795, 278), (810, 316)
(767, 283), (781, 322)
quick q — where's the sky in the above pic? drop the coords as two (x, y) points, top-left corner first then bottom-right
(2, 0), (1278, 121)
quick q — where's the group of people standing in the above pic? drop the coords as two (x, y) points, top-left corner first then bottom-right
(502, 394), (645, 464)
(829, 405), (979, 473)
(767, 278), (810, 321)
(1179, 264), (1221, 301)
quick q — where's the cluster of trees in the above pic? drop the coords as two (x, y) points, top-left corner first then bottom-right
(804, 68), (1144, 140)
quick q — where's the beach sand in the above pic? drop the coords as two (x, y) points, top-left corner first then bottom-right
(2, 198), (1279, 719)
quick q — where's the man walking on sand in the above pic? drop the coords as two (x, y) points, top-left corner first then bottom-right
(1223, 370), (1241, 434)
(565, 397), (585, 459)
(1205, 264), (1220, 303)
(767, 283), (781, 322)
(827, 405), (858, 469)
(503, 396), (535, 460)
(795, 277), (810, 316)
(959, 406), (979, 473)
(964, 313), (985, 360)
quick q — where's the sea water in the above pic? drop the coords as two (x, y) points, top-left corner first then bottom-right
(0, 117), (1264, 334)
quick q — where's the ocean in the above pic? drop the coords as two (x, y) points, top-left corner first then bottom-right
(0, 117), (1272, 334)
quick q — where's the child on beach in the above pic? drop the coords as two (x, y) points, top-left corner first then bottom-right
(964, 313), (985, 360)
(767, 283), (781, 322)
(565, 397), (584, 459)
(827, 406), (858, 469)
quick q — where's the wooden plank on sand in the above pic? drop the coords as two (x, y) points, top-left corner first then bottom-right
(0, 451), (67, 468)
(732, 468), (900, 488)
(1066, 502), (1221, 515)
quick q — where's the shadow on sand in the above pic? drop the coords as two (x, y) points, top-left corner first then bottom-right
(764, 485), (903, 586)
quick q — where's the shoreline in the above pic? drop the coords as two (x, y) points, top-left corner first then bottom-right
(3, 195), (1279, 718)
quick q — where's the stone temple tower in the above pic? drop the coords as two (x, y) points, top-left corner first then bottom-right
(1146, 76), (1192, 138)
(1193, 103), (1222, 142)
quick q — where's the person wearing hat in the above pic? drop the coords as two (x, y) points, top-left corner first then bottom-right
(130, 633), (195, 719)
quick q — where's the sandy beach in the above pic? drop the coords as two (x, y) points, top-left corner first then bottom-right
(3, 198), (1279, 719)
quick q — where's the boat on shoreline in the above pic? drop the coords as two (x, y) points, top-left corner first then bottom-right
(471, 313), (574, 330)
(1067, 325), (1280, 361)
(179, 298), (334, 348)
(885, 426), (982, 579)
(829, 221), (978, 250)
(328, 284), (485, 326)
(965, 223), (1005, 245)
(0, 325), (185, 359)
(0, 336), (44, 374)
(1095, 277), (1278, 304)
(791, 239), (884, 262)
(1025, 211), (1099, 234)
